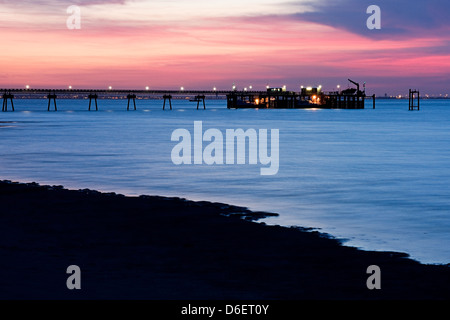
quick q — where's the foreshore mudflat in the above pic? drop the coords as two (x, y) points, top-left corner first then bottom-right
(0, 180), (449, 300)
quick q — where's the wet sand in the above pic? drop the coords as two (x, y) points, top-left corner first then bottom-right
(0, 180), (449, 300)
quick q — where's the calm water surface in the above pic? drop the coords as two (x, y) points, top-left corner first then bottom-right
(1, 98), (449, 264)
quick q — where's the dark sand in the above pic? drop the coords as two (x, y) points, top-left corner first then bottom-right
(0, 180), (449, 300)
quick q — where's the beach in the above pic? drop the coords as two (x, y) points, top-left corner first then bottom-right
(1, 179), (449, 300)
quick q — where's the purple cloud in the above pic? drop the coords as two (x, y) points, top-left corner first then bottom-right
(289, 0), (450, 38)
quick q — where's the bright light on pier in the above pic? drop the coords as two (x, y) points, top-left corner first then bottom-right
(25, 85), (30, 89)
(108, 86), (112, 90)
(68, 85), (72, 89)
(145, 86), (149, 90)
(180, 86), (184, 91)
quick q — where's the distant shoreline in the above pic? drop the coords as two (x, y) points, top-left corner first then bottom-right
(1, 179), (449, 300)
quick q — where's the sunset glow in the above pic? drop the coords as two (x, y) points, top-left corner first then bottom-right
(1, 0), (450, 95)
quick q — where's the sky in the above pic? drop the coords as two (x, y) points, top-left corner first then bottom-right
(1, 0), (449, 95)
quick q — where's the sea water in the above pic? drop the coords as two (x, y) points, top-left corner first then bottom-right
(1, 98), (449, 264)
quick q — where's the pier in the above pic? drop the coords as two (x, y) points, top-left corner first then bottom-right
(0, 82), (377, 111)
(0, 88), (221, 111)
(226, 79), (375, 109)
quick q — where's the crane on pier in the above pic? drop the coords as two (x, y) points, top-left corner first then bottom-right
(348, 79), (360, 93)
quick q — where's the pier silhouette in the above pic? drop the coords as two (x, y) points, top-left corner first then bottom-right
(1, 88), (222, 111)
(1, 84), (378, 111)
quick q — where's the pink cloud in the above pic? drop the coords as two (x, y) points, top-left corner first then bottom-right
(1, 6), (449, 95)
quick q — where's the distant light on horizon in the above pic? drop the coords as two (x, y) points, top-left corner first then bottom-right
(145, 86), (149, 90)
(108, 86), (112, 90)
(180, 86), (184, 91)
(68, 85), (72, 89)
(25, 85), (30, 89)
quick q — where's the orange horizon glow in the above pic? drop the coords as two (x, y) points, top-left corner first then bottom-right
(1, 1), (450, 95)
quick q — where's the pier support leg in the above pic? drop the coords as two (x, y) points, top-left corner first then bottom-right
(196, 95), (206, 110)
(409, 89), (420, 111)
(2, 92), (15, 112)
(127, 94), (137, 111)
(47, 93), (57, 111)
(163, 95), (172, 110)
(418, 91), (420, 111)
(88, 94), (98, 111)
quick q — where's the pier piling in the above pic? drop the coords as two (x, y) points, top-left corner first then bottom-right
(195, 95), (206, 110)
(88, 93), (98, 111)
(47, 91), (57, 111)
(2, 91), (14, 112)
(409, 89), (420, 111)
(163, 94), (172, 110)
(127, 94), (137, 111)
